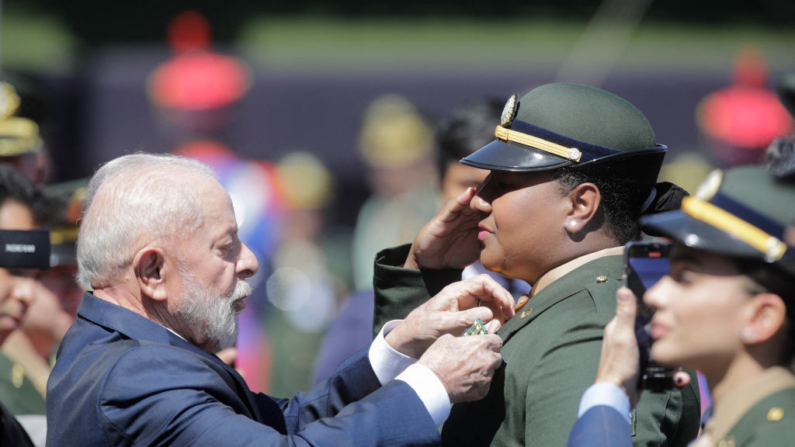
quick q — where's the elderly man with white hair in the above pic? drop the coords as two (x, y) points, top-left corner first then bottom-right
(45, 153), (513, 447)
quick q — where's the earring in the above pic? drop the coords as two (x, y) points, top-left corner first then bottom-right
(741, 328), (753, 342)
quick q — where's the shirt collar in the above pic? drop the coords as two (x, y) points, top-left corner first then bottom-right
(530, 246), (624, 297)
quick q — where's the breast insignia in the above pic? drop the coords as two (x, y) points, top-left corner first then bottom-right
(767, 407), (784, 422)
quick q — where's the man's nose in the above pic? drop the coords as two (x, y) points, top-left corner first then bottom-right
(237, 243), (259, 279)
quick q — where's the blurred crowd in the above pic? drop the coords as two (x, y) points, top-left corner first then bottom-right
(0, 22), (794, 445)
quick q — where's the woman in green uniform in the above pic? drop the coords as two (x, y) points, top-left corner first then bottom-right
(641, 165), (795, 447)
(576, 164), (795, 447)
(373, 83), (702, 446)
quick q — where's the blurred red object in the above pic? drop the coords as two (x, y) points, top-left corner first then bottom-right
(149, 10), (250, 115)
(149, 51), (249, 111)
(697, 46), (793, 165)
(167, 10), (211, 53)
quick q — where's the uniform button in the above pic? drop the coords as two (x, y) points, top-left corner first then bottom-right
(519, 308), (532, 319)
(767, 407), (784, 421)
(515, 295), (529, 311)
(596, 275), (608, 283)
(11, 364), (24, 389)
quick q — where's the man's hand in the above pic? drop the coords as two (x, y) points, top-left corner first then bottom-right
(418, 333), (503, 403)
(405, 187), (483, 270)
(385, 275), (515, 358)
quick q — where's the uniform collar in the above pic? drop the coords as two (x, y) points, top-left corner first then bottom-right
(497, 252), (623, 344)
(530, 246), (624, 297)
(704, 367), (795, 444)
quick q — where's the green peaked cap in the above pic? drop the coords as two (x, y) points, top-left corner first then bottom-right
(517, 83), (656, 151)
(462, 83), (667, 185)
(642, 165), (795, 272)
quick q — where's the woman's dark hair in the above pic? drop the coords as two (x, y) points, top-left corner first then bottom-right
(765, 132), (795, 179)
(434, 98), (503, 181)
(735, 258), (795, 368)
(0, 164), (62, 227)
(553, 166), (648, 244)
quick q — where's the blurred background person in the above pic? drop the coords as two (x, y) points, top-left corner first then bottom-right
(1, 184), (80, 422)
(352, 94), (438, 291)
(0, 165), (60, 446)
(264, 151), (343, 396)
(39, 181), (85, 321)
(0, 81), (82, 430)
(0, 82), (52, 186)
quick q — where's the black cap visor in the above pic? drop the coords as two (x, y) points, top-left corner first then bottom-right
(641, 210), (764, 261)
(461, 138), (572, 172)
(462, 137), (666, 186)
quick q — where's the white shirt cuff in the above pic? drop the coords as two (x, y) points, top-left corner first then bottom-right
(368, 319), (452, 426)
(577, 382), (631, 423)
(368, 320), (417, 385)
(396, 364), (451, 426)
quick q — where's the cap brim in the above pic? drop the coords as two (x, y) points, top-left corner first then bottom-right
(461, 138), (573, 172)
(640, 210), (763, 260)
(462, 139), (666, 185)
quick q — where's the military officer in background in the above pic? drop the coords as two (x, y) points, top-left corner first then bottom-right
(373, 83), (702, 446)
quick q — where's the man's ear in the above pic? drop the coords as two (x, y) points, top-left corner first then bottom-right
(133, 247), (169, 301)
(564, 182), (601, 234)
(741, 293), (787, 344)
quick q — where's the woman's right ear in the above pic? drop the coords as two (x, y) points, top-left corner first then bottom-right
(741, 293), (787, 344)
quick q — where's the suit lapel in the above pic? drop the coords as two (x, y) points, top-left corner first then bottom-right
(78, 293), (266, 423)
(165, 331), (265, 423)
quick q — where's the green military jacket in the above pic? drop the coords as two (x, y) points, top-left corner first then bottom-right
(0, 352), (46, 415)
(702, 367), (795, 447)
(373, 245), (701, 447)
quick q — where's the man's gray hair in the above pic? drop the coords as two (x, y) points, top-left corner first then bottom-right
(76, 153), (217, 290)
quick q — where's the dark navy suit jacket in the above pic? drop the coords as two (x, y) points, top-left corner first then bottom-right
(567, 405), (632, 447)
(46, 293), (440, 446)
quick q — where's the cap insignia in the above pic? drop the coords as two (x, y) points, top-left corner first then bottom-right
(695, 169), (723, 201)
(501, 94), (519, 127)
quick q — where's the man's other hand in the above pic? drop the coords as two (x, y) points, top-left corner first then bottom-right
(418, 333), (503, 403)
(405, 187), (482, 270)
(385, 275), (515, 358)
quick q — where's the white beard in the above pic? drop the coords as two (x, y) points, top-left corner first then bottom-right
(176, 273), (252, 350)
